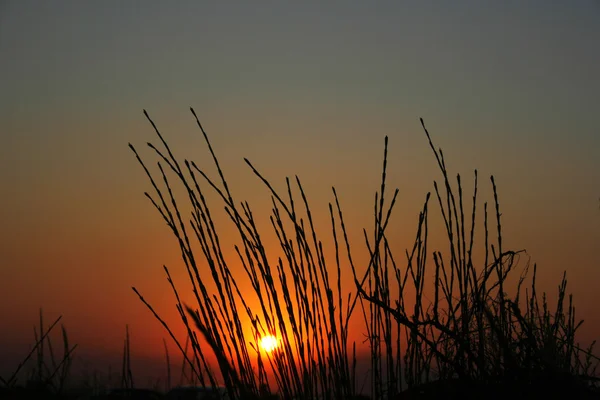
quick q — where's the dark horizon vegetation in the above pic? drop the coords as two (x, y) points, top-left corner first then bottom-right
(2, 109), (599, 399)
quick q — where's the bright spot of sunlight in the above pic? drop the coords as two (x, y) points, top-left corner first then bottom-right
(259, 335), (279, 353)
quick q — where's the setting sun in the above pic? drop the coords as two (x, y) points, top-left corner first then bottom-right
(259, 335), (279, 353)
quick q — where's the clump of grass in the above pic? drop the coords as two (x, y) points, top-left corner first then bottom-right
(131, 108), (359, 400)
(130, 109), (599, 399)
(0, 309), (77, 398)
(357, 119), (600, 398)
(0, 314), (156, 399)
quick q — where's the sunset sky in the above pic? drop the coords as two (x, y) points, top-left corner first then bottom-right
(1, 0), (599, 386)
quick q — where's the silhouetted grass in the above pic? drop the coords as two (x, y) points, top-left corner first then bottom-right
(130, 108), (360, 400)
(127, 109), (600, 399)
(0, 309), (77, 397)
(0, 315), (168, 399)
(6, 109), (596, 400)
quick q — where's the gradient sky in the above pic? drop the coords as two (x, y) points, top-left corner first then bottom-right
(1, 0), (599, 385)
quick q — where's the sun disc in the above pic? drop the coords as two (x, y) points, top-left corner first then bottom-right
(259, 335), (279, 353)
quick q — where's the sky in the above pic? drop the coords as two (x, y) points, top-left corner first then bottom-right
(1, 0), (599, 389)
